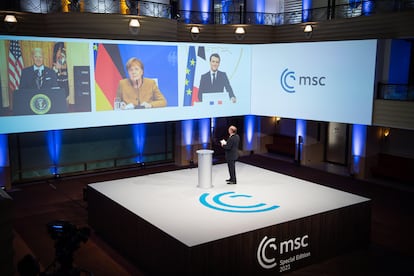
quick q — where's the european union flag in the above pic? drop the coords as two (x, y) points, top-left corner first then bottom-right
(184, 46), (196, 106)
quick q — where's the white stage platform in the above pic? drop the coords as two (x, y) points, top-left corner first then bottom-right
(88, 163), (371, 275)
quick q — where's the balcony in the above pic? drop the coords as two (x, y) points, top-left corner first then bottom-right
(377, 83), (414, 101)
(3, 0), (414, 26)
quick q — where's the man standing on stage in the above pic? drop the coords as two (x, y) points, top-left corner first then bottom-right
(220, 125), (240, 184)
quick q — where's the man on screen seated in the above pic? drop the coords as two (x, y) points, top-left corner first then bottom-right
(198, 53), (236, 103)
(116, 57), (167, 109)
(19, 48), (59, 90)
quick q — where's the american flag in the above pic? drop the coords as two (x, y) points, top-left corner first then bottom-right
(8, 40), (24, 91)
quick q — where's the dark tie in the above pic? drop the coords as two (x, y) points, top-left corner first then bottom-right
(35, 69), (42, 89)
(212, 73), (216, 85)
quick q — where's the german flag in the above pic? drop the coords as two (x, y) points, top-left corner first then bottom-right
(94, 43), (126, 111)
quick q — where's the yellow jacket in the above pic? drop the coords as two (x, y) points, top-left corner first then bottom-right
(116, 78), (167, 108)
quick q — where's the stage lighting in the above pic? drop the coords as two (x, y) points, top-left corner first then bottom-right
(190, 26), (200, 41)
(3, 14), (17, 32)
(129, 18), (140, 35)
(234, 26), (246, 40)
(303, 24), (313, 38)
(4, 14), (17, 23)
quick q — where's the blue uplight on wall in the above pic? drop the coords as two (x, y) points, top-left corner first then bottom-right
(362, 0), (374, 15)
(0, 133), (5, 183)
(0, 134), (7, 167)
(352, 124), (366, 157)
(200, 0), (212, 23)
(302, 0), (312, 22)
(199, 118), (210, 148)
(179, 0), (192, 23)
(183, 119), (194, 159)
(132, 124), (146, 163)
(181, 0), (212, 23)
(296, 119), (306, 144)
(254, 0), (265, 24)
(245, 115), (255, 151)
(47, 130), (62, 175)
(183, 119), (194, 146)
(351, 124), (366, 174)
(296, 119), (306, 163)
(220, 0), (232, 24)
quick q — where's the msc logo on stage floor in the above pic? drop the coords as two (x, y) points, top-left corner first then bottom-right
(199, 191), (279, 213)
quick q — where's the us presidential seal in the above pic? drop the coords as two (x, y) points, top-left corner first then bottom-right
(30, 94), (52, 115)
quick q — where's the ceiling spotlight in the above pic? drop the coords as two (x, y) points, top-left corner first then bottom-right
(190, 26), (200, 34)
(234, 26), (246, 40)
(304, 24), (312, 33)
(129, 19), (140, 28)
(235, 27), (245, 35)
(4, 14), (18, 32)
(190, 26), (200, 40)
(4, 14), (17, 23)
(303, 24), (313, 38)
(129, 19), (140, 35)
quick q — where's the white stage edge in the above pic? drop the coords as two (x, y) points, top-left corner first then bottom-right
(89, 163), (369, 247)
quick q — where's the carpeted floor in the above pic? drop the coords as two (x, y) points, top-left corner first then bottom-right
(9, 154), (414, 275)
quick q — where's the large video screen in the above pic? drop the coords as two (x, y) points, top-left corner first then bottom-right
(0, 36), (376, 134)
(251, 40), (377, 125)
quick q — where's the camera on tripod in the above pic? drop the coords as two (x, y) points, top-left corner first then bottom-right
(47, 220), (90, 246)
(18, 220), (92, 276)
(44, 220), (91, 276)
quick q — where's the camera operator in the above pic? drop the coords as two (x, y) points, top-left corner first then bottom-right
(17, 220), (91, 276)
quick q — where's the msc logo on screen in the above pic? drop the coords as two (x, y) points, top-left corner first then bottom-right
(280, 68), (327, 93)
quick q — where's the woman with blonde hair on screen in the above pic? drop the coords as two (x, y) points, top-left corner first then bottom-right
(116, 57), (167, 109)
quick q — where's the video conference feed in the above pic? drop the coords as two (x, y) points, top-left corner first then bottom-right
(0, 35), (377, 134)
(179, 44), (251, 116)
(0, 38), (91, 116)
(94, 43), (179, 111)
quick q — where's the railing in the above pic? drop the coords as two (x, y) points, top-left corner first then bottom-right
(12, 151), (174, 182)
(179, 1), (414, 25)
(14, 0), (173, 17)
(377, 83), (414, 101)
(10, 0), (414, 25)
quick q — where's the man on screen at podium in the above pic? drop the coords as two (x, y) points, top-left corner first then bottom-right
(19, 47), (59, 90)
(220, 125), (240, 185)
(198, 53), (236, 103)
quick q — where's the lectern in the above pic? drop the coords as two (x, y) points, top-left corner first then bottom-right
(196, 149), (214, 188)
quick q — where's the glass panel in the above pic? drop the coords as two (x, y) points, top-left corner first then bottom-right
(10, 122), (175, 182)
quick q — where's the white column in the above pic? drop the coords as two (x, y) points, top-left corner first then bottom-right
(196, 149), (214, 189)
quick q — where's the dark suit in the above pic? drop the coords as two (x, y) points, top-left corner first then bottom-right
(222, 133), (240, 183)
(19, 66), (58, 90)
(198, 70), (235, 101)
